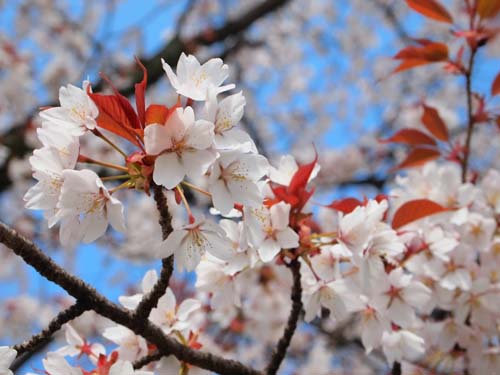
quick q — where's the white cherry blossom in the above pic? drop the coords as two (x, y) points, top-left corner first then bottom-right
(102, 326), (148, 362)
(204, 90), (256, 151)
(244, 202), (299, 262)
(144, 106), (216, 189)
(23, 141), (78, 226)
(156, 216), (232, 271)
(40, 81), (98, 136)
(0, 346), (16, 375)
(162, 53), (235, 101)
(381, 330), (425, 365)
(55, 324), (105, 362)
(58, 169), (125, 243)
(208, 150), (269, 215)
(149, 287), (201, 335)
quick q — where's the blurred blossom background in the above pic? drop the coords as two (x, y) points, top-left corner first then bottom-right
(1, 0), (500, 373)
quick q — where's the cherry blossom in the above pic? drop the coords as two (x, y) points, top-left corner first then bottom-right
(204, 90), (256, 152)
(162, 53), (235, 101)
(57, 169), (125, 243)
(39, 81), (98, 136)
(208, 150), (269, 215)
(144, 106), (216, 189)
(244, 202), (299, 262)
(0, 346), (16, 375)
(149, 287), (201, 335)
(382, 330), (425, 365)
(55, 324), (105, 363)
(156, 216), (232, 271)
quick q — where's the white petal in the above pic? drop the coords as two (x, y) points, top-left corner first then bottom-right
(153, 153), (186, 189)
(276, 228), (299, 249)
(258, 238), (281, 263)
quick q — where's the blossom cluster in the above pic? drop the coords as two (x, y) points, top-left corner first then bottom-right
(12, 49), (500, 375)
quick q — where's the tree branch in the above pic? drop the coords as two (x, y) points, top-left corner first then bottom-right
(133, 350), (163, 370)
(13, 301), (88, 355)
(0, 221), (261, 375)
(9, 302), (88, 372)
(265, 259), (302, 375)
(133, 185), (174, 323)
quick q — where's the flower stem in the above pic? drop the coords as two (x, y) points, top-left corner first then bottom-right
(181, 180), (212, 197)
(79, 155), (129, 172)
(100, 174), (131, 181)
(176, 185), (194, 223)
(93, 128), (128, 159)
(110, 180), (133, 193)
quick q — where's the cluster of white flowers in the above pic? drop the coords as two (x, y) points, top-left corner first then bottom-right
(17, 52), (500, 375)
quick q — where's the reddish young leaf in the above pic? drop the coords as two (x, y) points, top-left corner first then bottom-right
(327, 198), (363, 214)
(134, 57), (148, 128)
(145, 102), (181, 126)
(88, 93), (142, 147)
(381, 128), (437, 146)
(392, 199), (448, 229)
(406, 0), (453, 23)
(394, 147), (441, 170)
(421, 104), (449, 141)
(99, 74), (141, 130)
(288, 154), (318, 195)
(393, 42), (449, 73)
(492, 71), (500, 96)
(477, 0), (500, 19)
(145, 104), (170, 126)
(270, 153), (318, 213)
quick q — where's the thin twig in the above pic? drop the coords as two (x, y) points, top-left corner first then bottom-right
(461, 47), (478, 183)
(0, 221), (261, 375)
(133, 185), (174, 323)
(10, 302), (88, 372)
(265, 259), (302, 375)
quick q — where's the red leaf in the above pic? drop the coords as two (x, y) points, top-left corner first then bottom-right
(394, 147), (441, 170)
(145, 104), (170, 125)
(145, 103), (180, 126)
(421, 104), (449, 141)
(381, 128), (437, 146)
(288, 154), (318, 195)
(393, 42), (449, 73)
(270, 153), (318, 213)
(134, 57), (148, 128)
(88, 93), (142, 147)
(406, 0), (453, 23)
(99, 73), (141, 130)
(392, 199), (448, 229)
(492, 71), (500, 96)
(477, 0), (500, 19)
(327, 198), (363, 214)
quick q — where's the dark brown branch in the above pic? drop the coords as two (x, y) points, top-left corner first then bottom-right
(13, 301), (88, 355)
(0, 221), (261, 375)
(133, 351), (163, 370)
(391, 361), (402, 375)
(9, 302), (88, 372)
(133, 185), (174, 323)
(265, 259), (302, 375)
